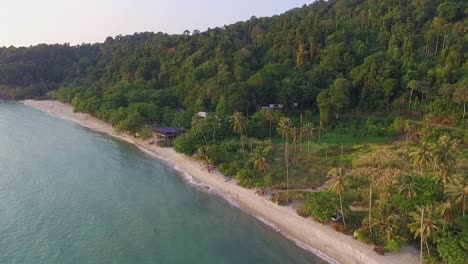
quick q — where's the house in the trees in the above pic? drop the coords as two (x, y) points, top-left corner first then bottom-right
(152, 126), (185, 141)
(259, 104), (284, 110)
(195, 111), (209, 119)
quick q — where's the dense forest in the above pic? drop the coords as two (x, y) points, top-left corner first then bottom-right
(1, 0), (467, 263)
(0, 0), (466, 129)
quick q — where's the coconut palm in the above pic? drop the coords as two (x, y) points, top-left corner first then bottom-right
(277, 117), (292, 199)
(196, 145), (211, 171)
(249, 145), (273, 190)
(191, 117), (208, 146)
(316, 122), (323, 145)
(231, 112), (247, 162)
(398, 176), (420, 199)
(328, 168), (347, 228)
(408, 205), (443, 258)
(263, 109), (274, 141)
(302, 122), (314, 159)
(291, 127), (298, 161)
(430, 136), (460, 185)
(444, 175), (467, 217)
(409, 141), (433, 174)
(372, 193), (398, 240)
(437, 201), (452, 231)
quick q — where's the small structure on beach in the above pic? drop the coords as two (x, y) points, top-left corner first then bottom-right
(152, 126), (185, 141)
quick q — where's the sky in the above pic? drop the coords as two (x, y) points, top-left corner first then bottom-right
(0, 0), (310, 47)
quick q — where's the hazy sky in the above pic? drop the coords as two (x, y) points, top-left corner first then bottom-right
(0, 0), (310, 47)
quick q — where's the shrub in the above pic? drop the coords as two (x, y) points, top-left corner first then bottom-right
(304, 191), (339, 222)
(218, 163), (237, 177)
(235, 168), (259, 188)
(354, 227), (373, 244)
(384, 238), (405, 252)
(174, 132), (200, 155)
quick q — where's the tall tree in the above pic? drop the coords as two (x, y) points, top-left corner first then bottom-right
(409, 141), (433, 173)
(408, 205), (443, 258)
(444, 175), (467, 217)
(277, 117), (292, 200)
(453, 81), (468, 119)
(231, 112), (247, 162)
(328, 168), (347, 228)
(249, 145), (273, 191)
(303, 122), (314, 159)
(263, 109), (275, 141)
(430, 136), (460, 185)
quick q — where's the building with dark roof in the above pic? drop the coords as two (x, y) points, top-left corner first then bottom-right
(152, 126), (185, 140)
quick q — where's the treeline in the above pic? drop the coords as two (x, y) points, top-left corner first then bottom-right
(0, 0), (466, 129)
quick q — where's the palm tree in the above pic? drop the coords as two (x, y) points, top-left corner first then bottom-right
(250, 145), (273, 191)
(437, 201), (452, 231)
(368, 183), (373, 236)
(409, 141), (433, 174)
(196, 145), (211, 171)
(372, 193), (398, 240)
(408, 205), (443, 258)
(191, 117), (208, 146)
(444, 175), (467, 217)
(277, 117), (292, 199)
(231, 112), (247, 162)
(317, 122), (323, 145)
(430, 136), (460, 185)
(291, 127), (298, 162)
(403, 120), (415, 147)
(398, 176), (419, 199)
(328, 168), (347, 228)
(263, 109), (274, 141)
(303, 122), (314, 159)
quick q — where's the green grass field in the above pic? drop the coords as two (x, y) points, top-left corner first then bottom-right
(269, 132), (395, 190)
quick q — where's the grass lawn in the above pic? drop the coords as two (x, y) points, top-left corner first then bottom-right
(270, 132), (394, 190)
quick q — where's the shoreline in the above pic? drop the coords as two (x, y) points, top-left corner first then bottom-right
(21, 100), (419, 264)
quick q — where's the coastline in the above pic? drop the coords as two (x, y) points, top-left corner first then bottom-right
(21, 100), (419, 264)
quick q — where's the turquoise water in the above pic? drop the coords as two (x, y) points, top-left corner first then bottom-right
(0, 102), (325, 264)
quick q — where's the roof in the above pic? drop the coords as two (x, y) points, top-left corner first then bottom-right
(196, 111), (210, 118)
(152, 126), (185, 134)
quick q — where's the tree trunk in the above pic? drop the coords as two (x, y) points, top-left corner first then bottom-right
(199, 127), (208, 146)
(339, 194), (346, 228)
(317, 127), (321, 145)
(269, 120), (272, 141)
(299, 133), (303, 161)
(307, 137), (311, 159)
(409, 89), (414, 109)
(420, 208), (424, 264)
(285, 140), (289, 201)
(340, 144), (344, 162)
(463, 194), (465, 217)
(263, 167), (269, 192)
(463, 103), (466, 119)
(241, 134), (246, 162)
(294, 137), (297, 162)
(442, 34), (447, 50)
(369, 184), (372, 236)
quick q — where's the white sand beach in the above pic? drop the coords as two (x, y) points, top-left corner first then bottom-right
(22, 100), (419, 264)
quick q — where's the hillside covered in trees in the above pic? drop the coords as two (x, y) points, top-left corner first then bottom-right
(0, 0), (466, 130)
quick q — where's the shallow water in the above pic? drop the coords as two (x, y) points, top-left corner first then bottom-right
(0, 102), (326, 264)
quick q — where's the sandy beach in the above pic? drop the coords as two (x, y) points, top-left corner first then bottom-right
(21, 100), (419, 264)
